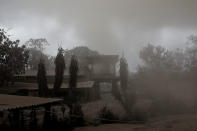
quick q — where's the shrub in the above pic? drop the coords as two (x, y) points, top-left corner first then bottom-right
(98, 106), (119, 124)
(132, 102), (149, 122)
(69, 103), (84, 127)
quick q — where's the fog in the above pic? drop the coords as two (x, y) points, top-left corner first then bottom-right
(1, 0), (197, 71)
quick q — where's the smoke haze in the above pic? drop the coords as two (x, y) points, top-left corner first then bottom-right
(1, 0), (197, 70)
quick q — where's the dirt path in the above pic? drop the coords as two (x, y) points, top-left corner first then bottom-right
(74, 114), (197, 131)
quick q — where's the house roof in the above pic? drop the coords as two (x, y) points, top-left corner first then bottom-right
(0, 94), (62, 111)
(4, 81), (95, 92)
(16, 70), (86, 77)
(87, 55), (119, 63)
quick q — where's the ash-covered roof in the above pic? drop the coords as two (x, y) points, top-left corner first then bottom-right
(5, 81), (95, 91)
(16, 70), (86, 76)
(87, 55), (119, 63)
(0, 94), (62, 111)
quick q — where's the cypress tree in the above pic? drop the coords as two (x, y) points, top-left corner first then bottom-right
(37, 59), (48, 97)
(119, 57), (129, 108)
(119, 57), (128, 93)
(119, 57), (136, 118)
(68, 55), (84, 126)
(53, 48), (65, 95)
(69, 55), (78, 89)
(68, 55), (78, 104)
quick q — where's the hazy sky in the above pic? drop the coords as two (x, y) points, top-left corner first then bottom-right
(1, 0), (197, 71)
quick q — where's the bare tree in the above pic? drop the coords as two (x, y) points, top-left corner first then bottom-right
(25, 38), (49, 52)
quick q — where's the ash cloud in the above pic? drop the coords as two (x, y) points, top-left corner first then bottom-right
(1, 0), (197, 71)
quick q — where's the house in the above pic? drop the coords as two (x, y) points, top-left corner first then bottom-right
(11, 55), (120, 99)
(87, 55), (120, 94)
(87, 55), (119, 80)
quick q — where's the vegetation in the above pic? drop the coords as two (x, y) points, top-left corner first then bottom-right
(119, 57), (136, 120)
(69, 55), (79, 89)
(37, 59), (48, 97)
(131, 35), (197, 116)
(0, 29), (29, 87)
(67, 55), (84, 126)
(53, 47), (65, 95)
(25, 38), (49, 52)
(25, 38), (54, 70)
(69, 104), (84, 127)
(111, 80), (121, 101)
(98, 106), (118, 124)
(120, 56), (128, 93)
